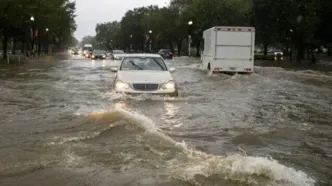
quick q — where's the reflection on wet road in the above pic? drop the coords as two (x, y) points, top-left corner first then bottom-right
(0, 55), (331, 186)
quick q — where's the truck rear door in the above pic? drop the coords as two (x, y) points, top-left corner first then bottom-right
(215, 27), (254, 68)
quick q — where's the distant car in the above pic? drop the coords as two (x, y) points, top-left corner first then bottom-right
(84, 50), (93, 58)
(111, 54), (178, 97)
(268, 49), (283, 60)
(158, 49), (174, 59)
(72, 48), (79, 55)
(111, 50), (126, 60)
(91, 50), (106, 59)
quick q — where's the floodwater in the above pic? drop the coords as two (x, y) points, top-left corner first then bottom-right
(0, 55), (331, 186)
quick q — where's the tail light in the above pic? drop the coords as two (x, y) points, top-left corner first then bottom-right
(170, 52), (173, 56)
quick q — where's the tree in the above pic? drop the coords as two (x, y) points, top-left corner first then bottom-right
(92, 0), (331, 62)
(0, 0), (77, 60)
(80, 35), (97, 47)
(95, 21), (121, 50)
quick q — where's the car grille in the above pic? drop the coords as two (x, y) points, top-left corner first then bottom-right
(132, 84), (159, 91)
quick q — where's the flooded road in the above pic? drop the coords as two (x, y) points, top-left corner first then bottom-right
(0, 55), (331, 186)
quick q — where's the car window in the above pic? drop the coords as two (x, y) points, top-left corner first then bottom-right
(120, 57), (167, 71)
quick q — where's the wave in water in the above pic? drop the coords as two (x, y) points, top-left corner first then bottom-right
(49, 109), (315, 186)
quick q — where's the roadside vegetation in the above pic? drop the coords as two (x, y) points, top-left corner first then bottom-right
(82, 0), (332, 63)
(0, 0), (77, 60)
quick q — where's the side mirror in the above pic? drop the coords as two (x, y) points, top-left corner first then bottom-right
(169, 68), (176, 72)
(111, 67), (118, 72)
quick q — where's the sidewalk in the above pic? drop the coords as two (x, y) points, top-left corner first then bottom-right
(0, 52), (68, 65)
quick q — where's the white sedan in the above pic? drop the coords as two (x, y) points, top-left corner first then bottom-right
(111, 54), (178, 97)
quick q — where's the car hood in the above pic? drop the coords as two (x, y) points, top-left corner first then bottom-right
(117, 71), (174, 84)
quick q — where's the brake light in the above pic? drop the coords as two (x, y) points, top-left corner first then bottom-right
(170, 52), (173, 56)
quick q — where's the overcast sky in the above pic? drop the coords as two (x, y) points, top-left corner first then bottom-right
(74, 0), (168, 41)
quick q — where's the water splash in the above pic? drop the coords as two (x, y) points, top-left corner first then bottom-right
(47, 110), (315, 186)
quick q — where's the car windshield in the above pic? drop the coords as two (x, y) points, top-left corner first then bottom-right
(120, 57), (167, 71)
(113, 50), (125, 54)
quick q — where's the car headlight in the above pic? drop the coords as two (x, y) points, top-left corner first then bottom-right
(162, 81), (175, 90)
(92, 55), (95, 58)
(115, 80), (129, 90)
(103, 55), (106, 58)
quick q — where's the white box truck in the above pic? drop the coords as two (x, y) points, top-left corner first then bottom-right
(201, 26), (255, 73)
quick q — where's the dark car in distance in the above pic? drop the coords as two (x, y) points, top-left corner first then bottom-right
(91, 50), (106, 60)
(158, 49), (174, 59)
(72, 48), (79, 55)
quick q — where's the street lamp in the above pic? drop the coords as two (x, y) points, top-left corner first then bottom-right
(188, 21), (193, 57)
(45, 28), (49, 54)
(30, 16), (36, 54)
(148, 30), (152, 53)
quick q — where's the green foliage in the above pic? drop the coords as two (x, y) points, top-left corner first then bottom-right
(0, 0), (77, 58)
(80, 36), (97, 47)
(95, 21), (121, 50)
(90, 0), (331, 58)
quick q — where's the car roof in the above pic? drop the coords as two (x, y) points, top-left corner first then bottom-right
(123, 53), (161, 58)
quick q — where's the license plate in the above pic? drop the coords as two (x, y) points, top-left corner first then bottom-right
(230, 67), (236, 70)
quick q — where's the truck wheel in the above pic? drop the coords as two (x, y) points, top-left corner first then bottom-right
(207, 63), (213, 75)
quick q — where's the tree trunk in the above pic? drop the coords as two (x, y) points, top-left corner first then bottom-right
(263, 42), (268, 56)
(177, 41), (182, 56)
(21, 40), (25, 53)
(296, 31), (305, 64)
(307, 48), (310, 59)
(328, 48), (331, 56)
(168, 40), (174, 52)
(196, 42), (200, 57)
(2, 30), (9, 60)
(311, 47), (316, 64)
(296, 45), (304, 64)
(38, 34), (41, 56)
(12, 39), (17, 55)
(284, 45), (289, 57)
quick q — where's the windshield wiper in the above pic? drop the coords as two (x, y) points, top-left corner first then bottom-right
(151, 58), (165, 70)
(129, 60), (143, 70)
